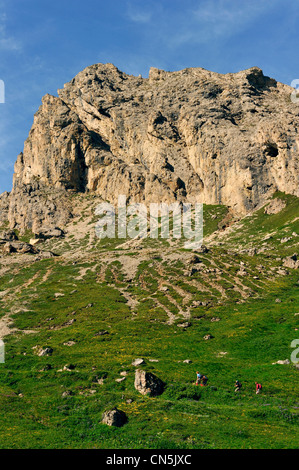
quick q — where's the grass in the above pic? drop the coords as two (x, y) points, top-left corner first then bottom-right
(0, 193), (298, 449)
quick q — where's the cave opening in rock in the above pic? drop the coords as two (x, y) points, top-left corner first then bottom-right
(264, 142), (279, 157)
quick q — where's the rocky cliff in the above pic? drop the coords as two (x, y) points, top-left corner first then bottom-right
(2, 63), (299, 233)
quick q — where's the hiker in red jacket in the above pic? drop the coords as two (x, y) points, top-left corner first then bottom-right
(255, 382), (262, 394)
(196, 371), (201, 385)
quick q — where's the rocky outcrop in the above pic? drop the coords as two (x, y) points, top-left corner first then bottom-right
(0, 192), (10, 226)
(264, 198), (286, 215)
(2, 63), (299, 232)
(1, 241), (38, 255)
(0, 230), (18, 241)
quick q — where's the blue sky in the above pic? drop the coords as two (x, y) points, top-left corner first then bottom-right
(0, 0), (298, 193)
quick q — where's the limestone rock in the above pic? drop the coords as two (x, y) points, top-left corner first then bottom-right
(134, 369), (164, 396)
(35, 251), (57, 260)
(37, 347), (53, 357)
(102, 408), (127, 427)
(0, 230), (18, 241)
(132, 358), (145, 366)
(272, 359), (291, 365)
(283, 254), (299, 269)
(35, 227), (65, 240)
(0, 192), (10, 225)
(63, 363), (76, 371)
(115, 377), (126, 383)
(203, 334), (214, 340)
(264, 198), (286, 214)
(2, 64), (299, 232)
(177, 322), (191, 328)
(2, 241), (38, 255)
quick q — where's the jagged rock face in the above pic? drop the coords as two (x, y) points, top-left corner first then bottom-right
(6, 63), (299, 231)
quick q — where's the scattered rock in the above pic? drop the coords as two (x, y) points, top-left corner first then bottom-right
(63, 364), (76, 371)
(63, 319), (76, 326)
(276, 268), (289, 276)
(194, 245), (209, 254)
(96, 378), (105, 385)
(160, 286), (169, 292)
(272, 359), (291, 365)
(134, 369), (164, 396)
(283, 254), (299, 269)
(264, 199), (286, 215)
(203, 334), (214, 340)
(62, 390), (74, 397)
(217, 351), (228, 357)
(177, 322), (191, 328)
(0, 230), (18, 241)
(102, 408), (127, 427)
(132, 358), (145, 366)
(2, 241), (39, 255)
(35, 227), (65, 240)
(94, 330), (109, 336)
(79, 389), (96, 396)
(63, 341), (76, 346)
(29, 238), (42, 246)
(37, 347), (53, 357)
(115, 377), (126, 383)
(188, 254), (202, 265)
(36, 251), (57, 260)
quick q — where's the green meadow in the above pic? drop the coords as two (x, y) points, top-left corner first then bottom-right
(0, 192), (298, 449)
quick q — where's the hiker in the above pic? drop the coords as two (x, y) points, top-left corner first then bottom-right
(234, 380), (242, 392)
(255, 382), (262, 394)
(201, 375), (208, 386)
(196, 371), (202, 385)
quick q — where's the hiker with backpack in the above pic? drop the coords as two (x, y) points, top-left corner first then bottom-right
(234, 380), (242, 392)
(195, 371), (202, 385)
(255, 382), (262, 394)
(201, 375), (208, 386)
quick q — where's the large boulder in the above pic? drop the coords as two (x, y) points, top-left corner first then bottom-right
(264, 198), (286, 214)
(134, 369), (164, 396)
(35, 227), (65, 240)
(2, 241), (39, 255)
(102, 408), (127, 427)
(283, 254), (299, 269)
(0, 230), (18, 242)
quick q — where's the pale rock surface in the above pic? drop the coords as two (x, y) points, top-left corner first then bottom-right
(2, 64), (299, 232)
(134, 369), (164, 396)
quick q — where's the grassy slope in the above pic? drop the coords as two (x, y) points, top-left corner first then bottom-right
(0, 193), (298, 449)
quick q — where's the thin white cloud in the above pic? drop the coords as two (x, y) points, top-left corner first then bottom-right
(126, 2), (153, 23)
(0, 3), (21, 51)
(167, 0), (280, 47)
